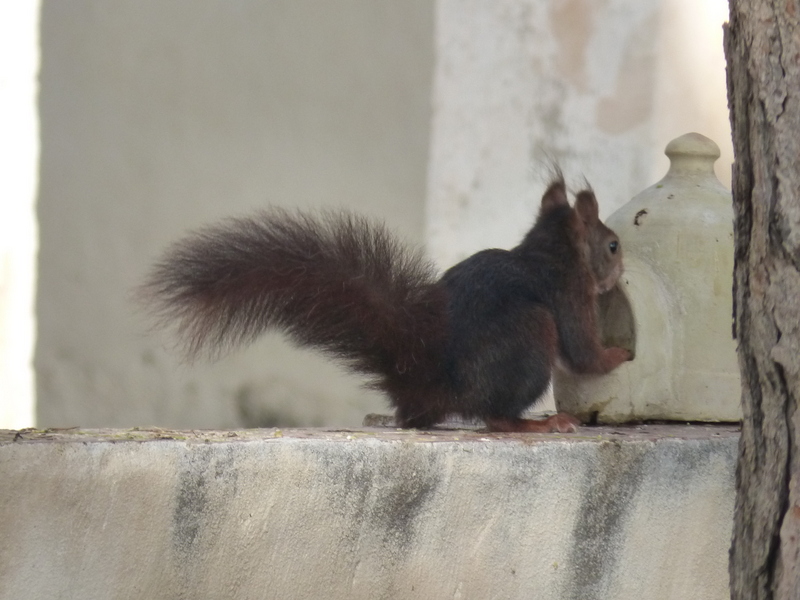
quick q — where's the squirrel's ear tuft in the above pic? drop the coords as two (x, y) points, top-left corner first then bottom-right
(540, 178), (569, 214)
(574, 190), (599, 225)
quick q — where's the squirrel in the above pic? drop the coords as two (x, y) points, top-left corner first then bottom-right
(140, 176), (631, 433)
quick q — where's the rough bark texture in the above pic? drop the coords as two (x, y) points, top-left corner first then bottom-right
(725, 1), (800, 598)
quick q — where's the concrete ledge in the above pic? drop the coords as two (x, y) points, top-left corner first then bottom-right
(0, 425), (737, 600)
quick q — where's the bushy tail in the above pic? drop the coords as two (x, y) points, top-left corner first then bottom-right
(140, 209), (449, 388)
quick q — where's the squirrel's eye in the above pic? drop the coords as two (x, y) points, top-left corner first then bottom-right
(609, 240), (619, 254)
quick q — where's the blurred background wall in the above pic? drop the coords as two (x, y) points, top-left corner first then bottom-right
(1, 0), (730, 429)
(34, 0), (433, 428)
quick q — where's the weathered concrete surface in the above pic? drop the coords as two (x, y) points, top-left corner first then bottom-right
(0, 425), (737, 600)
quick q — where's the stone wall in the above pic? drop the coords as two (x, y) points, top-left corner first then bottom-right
(0, 424), (737, 600)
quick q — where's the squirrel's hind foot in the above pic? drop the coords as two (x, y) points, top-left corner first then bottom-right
(484, 413), (580, 434)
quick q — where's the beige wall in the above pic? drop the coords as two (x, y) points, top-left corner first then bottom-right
(428, 0), (731, 267)
(36, 1), (434, 428)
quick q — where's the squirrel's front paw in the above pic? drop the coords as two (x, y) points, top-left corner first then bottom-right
(602, 347), (633, 371)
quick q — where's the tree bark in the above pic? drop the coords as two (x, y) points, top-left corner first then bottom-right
(725, 1), (800, 598)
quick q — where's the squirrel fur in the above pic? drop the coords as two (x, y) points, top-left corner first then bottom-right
(142, 177), (631, 433)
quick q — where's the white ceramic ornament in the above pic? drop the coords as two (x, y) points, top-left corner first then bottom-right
(554, 132), (741, 423)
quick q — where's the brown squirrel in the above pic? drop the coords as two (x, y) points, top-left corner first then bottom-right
(141, 176), (630, 433)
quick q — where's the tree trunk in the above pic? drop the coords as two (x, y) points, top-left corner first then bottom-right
(725, 1), (800, 598)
